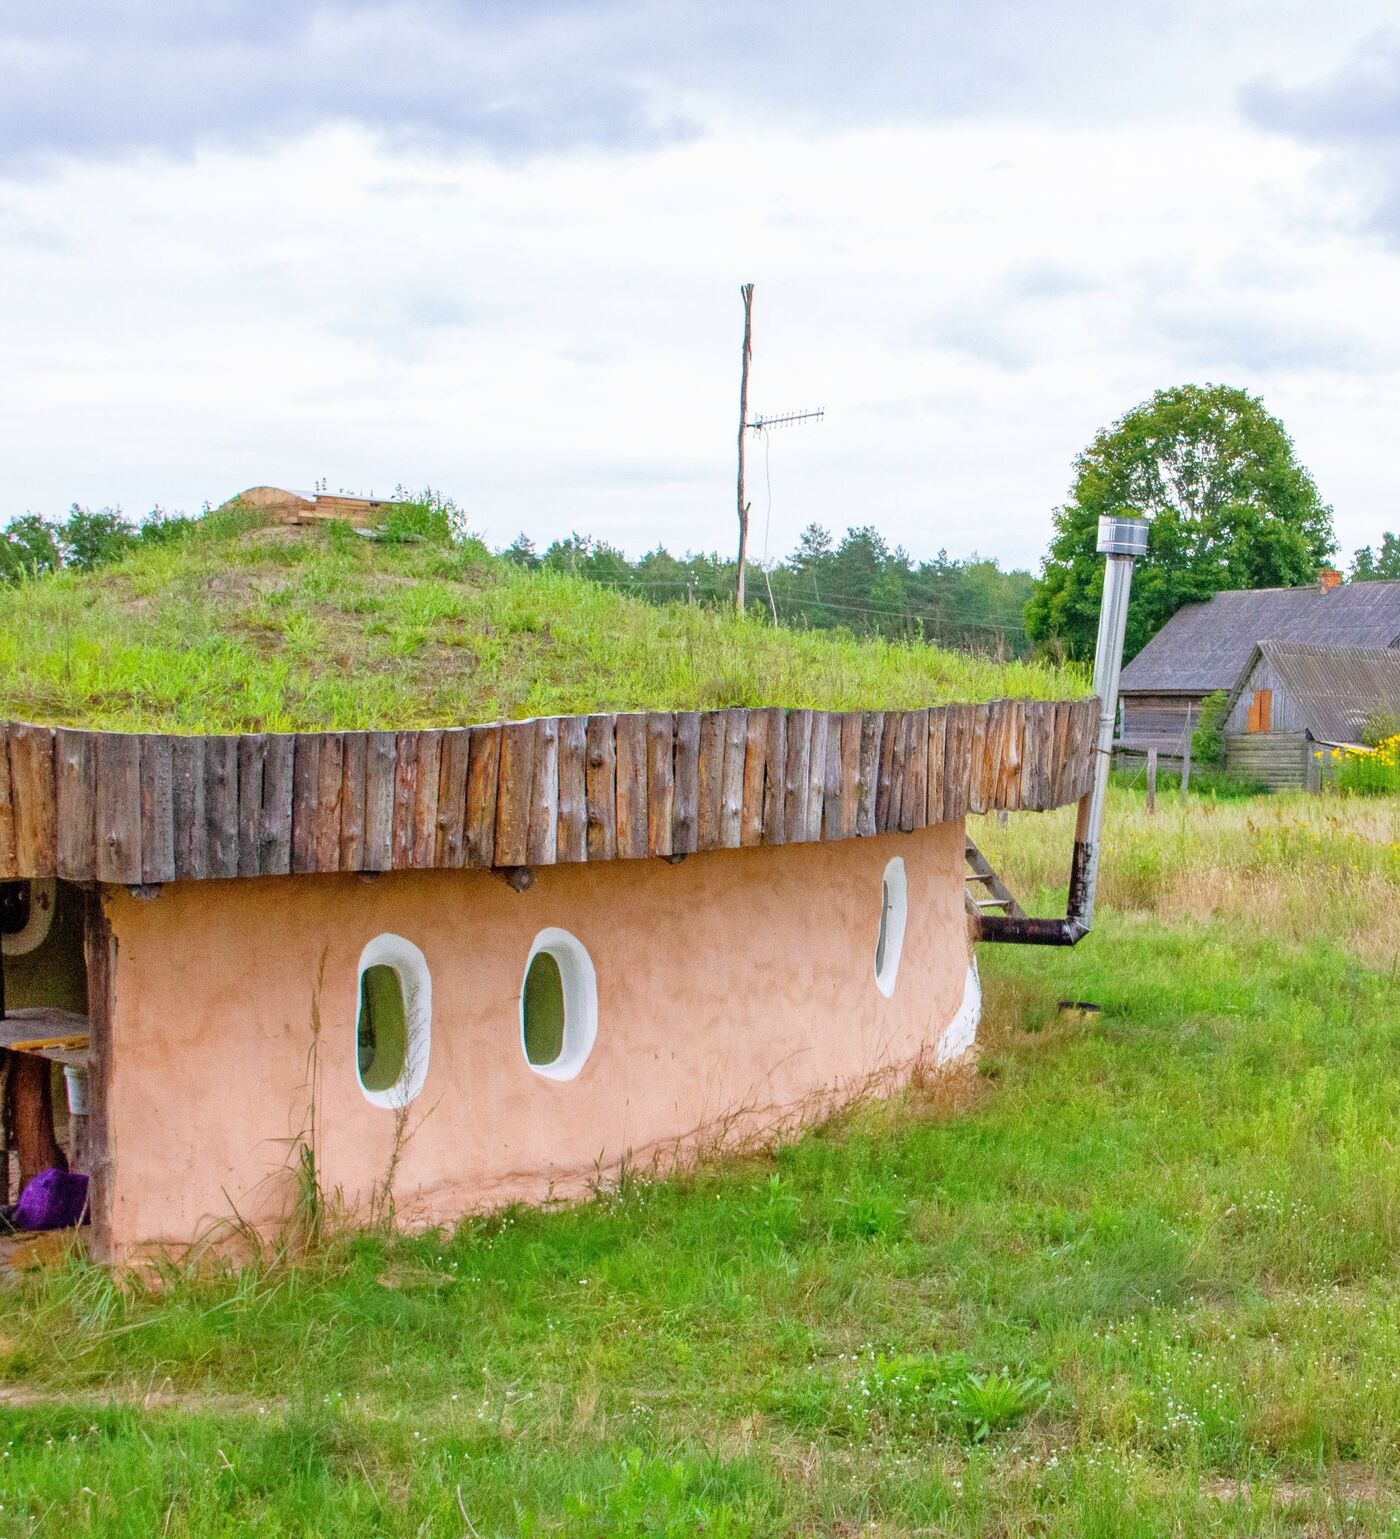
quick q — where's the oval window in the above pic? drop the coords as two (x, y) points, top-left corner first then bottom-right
(874, 856), (907, 998)
(1, 878), (57, 958)
(355, 934), (431, 1108)
(358, 965), (407, 1091)
(520, 928), (597, 1081)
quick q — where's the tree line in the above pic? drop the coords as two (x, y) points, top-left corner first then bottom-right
(1351, 532), (1400, 582)
(13, 383), (1391, 672)
(0, 504), (200, 582)
(503, 525), (1037, 656)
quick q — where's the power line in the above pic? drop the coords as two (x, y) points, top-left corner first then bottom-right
(568, 568), (1027, 629)
(583, 572), (1027, 630)
(574, 571), (1029, 638)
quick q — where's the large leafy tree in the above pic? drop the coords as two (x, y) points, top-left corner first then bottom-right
(1025, 384), (1336, 661)
(1351, 532), (1400, 581)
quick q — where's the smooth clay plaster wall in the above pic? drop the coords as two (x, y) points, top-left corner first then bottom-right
(99, 820), (978, 1255)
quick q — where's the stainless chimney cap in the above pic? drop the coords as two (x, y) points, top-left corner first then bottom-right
(1097, 514), (1149, 557)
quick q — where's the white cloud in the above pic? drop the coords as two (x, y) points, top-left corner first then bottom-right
(1246, 28), (1400, 247)
(2, 2), (1399, 570)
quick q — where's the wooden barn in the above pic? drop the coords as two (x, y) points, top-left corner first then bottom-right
(1221, 641), (1400, 789)
(1118, 574), (1400, 777)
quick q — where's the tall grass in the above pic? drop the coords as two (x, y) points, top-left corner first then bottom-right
(974, 784), (1400, 966)
(2, 795), (1398, 1534)
(0, 517), (1082, 732)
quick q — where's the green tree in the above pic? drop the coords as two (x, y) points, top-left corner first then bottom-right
(60, 504), (134, 569)
(1190, 690), (1230, 766)
(542, 533), (633, 589)
(632, 545), (691, 601)
(503, 533), (541, 569)
(0, 514), (62, 582)
(1351, 532), (1400, 581)
(1025, 384), (1335, 661)
(790, 523), (833, 579)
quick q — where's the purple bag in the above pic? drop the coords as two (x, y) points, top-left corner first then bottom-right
(15, 1168), (89, 1231)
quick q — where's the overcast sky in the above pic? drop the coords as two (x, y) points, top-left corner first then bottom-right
(3, 2), (1399, 571)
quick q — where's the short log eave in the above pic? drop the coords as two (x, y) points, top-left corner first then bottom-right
(0, 698), (1099, 884)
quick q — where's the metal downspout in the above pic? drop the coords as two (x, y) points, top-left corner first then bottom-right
(976, 513), (1149, 946)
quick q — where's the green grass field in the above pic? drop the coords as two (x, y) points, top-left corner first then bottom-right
(2, 786), (1398, 1535)
(0, 509), (1077, 732)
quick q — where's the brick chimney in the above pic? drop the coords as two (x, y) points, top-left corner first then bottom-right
(1318, 567), (1342, 591)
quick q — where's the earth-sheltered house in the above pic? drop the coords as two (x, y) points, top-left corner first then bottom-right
(0, 515), (1127, 1264)
(1, 699), (1097, 1261)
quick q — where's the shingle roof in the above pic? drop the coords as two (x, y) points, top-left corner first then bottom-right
(1236, 641), (1400, 746)
(1120, 581), (1400, 695)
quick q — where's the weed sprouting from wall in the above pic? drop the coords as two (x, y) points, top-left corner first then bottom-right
(290, 953), (328, 1252)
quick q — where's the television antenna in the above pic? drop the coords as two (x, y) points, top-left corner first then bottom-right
(734, 283), (824, 614)
(748, 408), (825, 432)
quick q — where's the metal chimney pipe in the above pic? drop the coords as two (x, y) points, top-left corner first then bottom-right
(1067, 513), (1149, 932)
(975, 512), (1148, 946)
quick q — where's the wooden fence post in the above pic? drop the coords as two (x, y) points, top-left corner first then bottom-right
(1180, 706), (1194, 800)
(1146, 747), (1158, 814)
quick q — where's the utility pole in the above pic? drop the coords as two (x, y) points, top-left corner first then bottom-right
(735, 283), (754, 613)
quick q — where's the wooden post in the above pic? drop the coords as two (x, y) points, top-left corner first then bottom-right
(1181, 708), (1193, 800)
(83, 889), (115, 1258)
(735, 282), (754, 613)
(1146, 747), (1158, 814)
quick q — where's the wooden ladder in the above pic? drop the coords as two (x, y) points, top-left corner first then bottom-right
(964, 838), (1025, 922)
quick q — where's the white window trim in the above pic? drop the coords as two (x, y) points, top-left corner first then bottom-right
(874, 856), (908, 999)
(355, 933), (432, 1110)
(2, 878), (57, 958)
(936, 959), (982, 1066)
(520, 927), (598, 1082)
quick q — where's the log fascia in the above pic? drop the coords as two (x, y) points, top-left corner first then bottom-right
(0, 698), (1098, 883)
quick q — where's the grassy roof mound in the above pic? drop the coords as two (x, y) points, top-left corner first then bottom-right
(0, 508), (1084, 733)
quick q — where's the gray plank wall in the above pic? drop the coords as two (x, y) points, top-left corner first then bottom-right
(1118, 694), (1201, 754)
(1225, 655), (1307, 736)
(1224, 733), (1310, 790)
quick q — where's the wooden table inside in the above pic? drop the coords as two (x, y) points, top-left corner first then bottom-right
(0, 1008), (91, 1067)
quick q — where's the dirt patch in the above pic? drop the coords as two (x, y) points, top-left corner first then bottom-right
(0, 1230), (87, 1276)
(1203, 1465), (1391, 1508)
(0, 1382), (286, 1416)
(228, 618), (286, 656)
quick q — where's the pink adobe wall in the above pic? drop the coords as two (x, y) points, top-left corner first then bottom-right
(98, 820), (974, 1256)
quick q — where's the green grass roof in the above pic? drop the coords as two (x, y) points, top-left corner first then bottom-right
(0, 511), (1084, 733)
